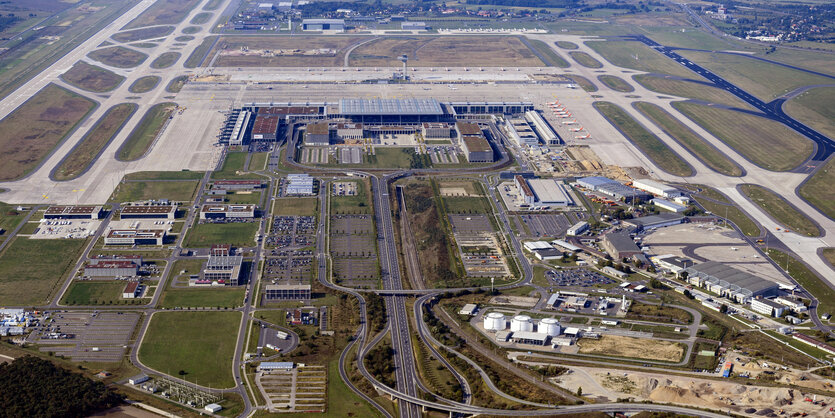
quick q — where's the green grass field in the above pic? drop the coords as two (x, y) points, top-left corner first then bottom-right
(182, 26), (201, 34)
(0, 237), (88, 305)
(60, 61), (124, 93)
(184, 222), (258, 248)
(799, 157), (835, 221)
(634, 102), (742, 177)
(824, 248), (835, 269)
(677, 50), (834, 101)
(117, 102), (177, 161)
(61, 281), (138, 305)
(597, 75), (633, 92)
(330, 179), (371, 215)
(673, 102), (813, 172)
(212, 152), (262, 179)
(633, 74), (752, 109)
(765, 249), (834, 318)
(185, 36), (217, 67)
(442, 196), (492, 214)
(128, 76), (160, 93)
(124, 0), (202, 29)
(586, 40), (695, 78)
(527, 39), (569, 67)
(150, 52), (181, 69)
(739, 184), (820, 237)
(108, 180), (198, 203)
(568, 51), (602, 68)
(784, 86), (835, 144)
(87, 46), (148, 68)
(159, 288), (245, 308)
(111, 26), (175, 43)
(248, 152), (269, 171)
(565, 75), (597, 92)
(594, 101), (692, 177)
(139, 311), (240, 388)
(692, 186), (760, 237)
(0, 83), (96, 181)
(0, 203), (26, 235)
(555, 41), (578, 50)
(53, 103), (137, 181)
(166, 75), (189, 93)
(274, 197), (318, 216)
(124, 170), (204, 180)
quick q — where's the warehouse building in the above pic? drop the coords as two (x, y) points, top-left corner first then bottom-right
(204, 252), (243, 286)
(265, 284), (311, 300)
(515, 175), (536, 205)
(575, 177), (650, 203)
(527, 179), (574, 206)
(44, 205), (103, 220)
(286, 174), (315, 195)
(631, 179), (681, 198)
(601, 231), (641, 260)
(251, 114), (279, 141)
(122, 282), (141, 299)
(85, 260), (139, 277)
(120, 205), (176, 220)
(304, 122), (330, 145)
(750, 297), (785, 318)
(104, 229), (165, 246)
(421, 122), (452, 139)
(511, 330), (549, 345)
(525, 110), (560, 145)
(302, 18), (345, 31)
(200, 204), (256, 220)
(566, 221), (589, 236)
(652, 198), (687, 213)
(684, 261), (779, 303)
(623, 213), (685, 231)
(401, 21), (426, 31)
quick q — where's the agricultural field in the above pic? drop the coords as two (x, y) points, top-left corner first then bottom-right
(784, 86), (835, 143)
(210, 36), (366, 67)
(111, 26), (175, 43)
(108, 180), (199, 203)
(184, 222), (258, 248)
(139, 311), (241, 388)
(348, 36), (543, 67)
(128, 76), (161, 93)
(87, 46), (148, 68)
(739, 184), (820, 237)
(673, 102), (814, 172)
(0, 237), (88, 306)
(676, 50), (834, 101)
(117, 102), (178, 161)
(597, 75), (633, 92)
(634, 102), (742, 177)
(526, 39), (569, 67)
(60, 61), (124, 93)
(0, 83), (96, 181)
(586, 40), (695, 78)
(594, 101), (692, 177)
(577, 335), (685, 362)
(166, 75), (189, 93)
(53, 103), (137, 181)
(124, 0), (202, 29)
(799, 157), (835, 220)
(568, 51), (602, 68)
(633, 74), (752, 109)
(150, 52), (182, 69)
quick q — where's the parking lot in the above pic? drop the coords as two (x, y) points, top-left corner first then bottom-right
(449, 214), (494, 234)
(331, 182), (357, 197)
(428, 146), (459, 164)
(338, 147), (362, 164)
(330, 215), (378, 287)
(545, 268), (616, 288)
(29, 219), (101, 240)
(519, 213), (573, 238)
(256, 365), (326, 412)
(32, 311), (139, 362)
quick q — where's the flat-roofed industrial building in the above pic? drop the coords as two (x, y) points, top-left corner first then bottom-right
(84, 260), (139, 277)
(632, 179), (681, 198)
(461, 136), (493, 162)
(575, 177), (650, 203)
(515, 175), (536, 205)
(527, 179), (574, 206)
(601, 231), (641, 260)
(286, 174), (314, 195)
(45, 205), (103, 220)
(200, 204), (256, 220)
(265, 284), (311, 300)
(211, 180), (265, 191)
(301, 18), (345, 31)
(623, 213), (685, 230)
(401, 21), (426, 31)
(104, 229), (165, 246)
(684, 261), (779, 303)
(120, 205), (176, 219)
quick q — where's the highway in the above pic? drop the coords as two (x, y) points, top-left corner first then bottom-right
(629, 34), (835, 164)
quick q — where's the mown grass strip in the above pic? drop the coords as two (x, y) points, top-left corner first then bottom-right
(116, 102), (177, 161)
(739, 184), (820, 237)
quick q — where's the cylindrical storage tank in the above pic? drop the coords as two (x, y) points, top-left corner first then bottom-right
(510, 315), (533, 332)
(483, 312), (506, 331)
(538, 318), (561, 336)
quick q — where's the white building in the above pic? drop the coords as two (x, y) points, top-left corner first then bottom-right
(750, 298), (785, 317)
(205, 404), (222, 413)
(774, 297), (807, 312)
(631, 179), (680, 198)
(527, 179), (574, 206)
(566, 221), (589, 236)
(652, 198), (687, 213)
(525, 110), (559, 145)
(286, 174), (315, 195)
(459, 303), (478, 316)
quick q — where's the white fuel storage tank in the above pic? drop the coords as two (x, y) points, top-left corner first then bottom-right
(483, 312), (506, 331)
(537, 317), (561, 336)
(510, 315), (533, 332)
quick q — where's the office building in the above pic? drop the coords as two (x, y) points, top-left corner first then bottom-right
(44, 205), (103, 219)
(85, 260), (139, 277)
(122, 282), (141, 299)
(566, 221), (589, 236)
(104, 229), (165, 246)
(200, 204), (256, 220)
(301, 18), (345, 31)
(120, 205), (176, 219)
(401, 21), (426, 31)
(204, 252), (243, 286)
(265, 284), (311, 300)
(421, 122), (452, 139)
(750, 298), (785, 317)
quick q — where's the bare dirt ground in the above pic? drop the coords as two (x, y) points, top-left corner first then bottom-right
(553, 364), (835, 417)
(576, 335), (685, 362)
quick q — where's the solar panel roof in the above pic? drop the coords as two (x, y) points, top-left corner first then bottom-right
(339, 98), (443, 115)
